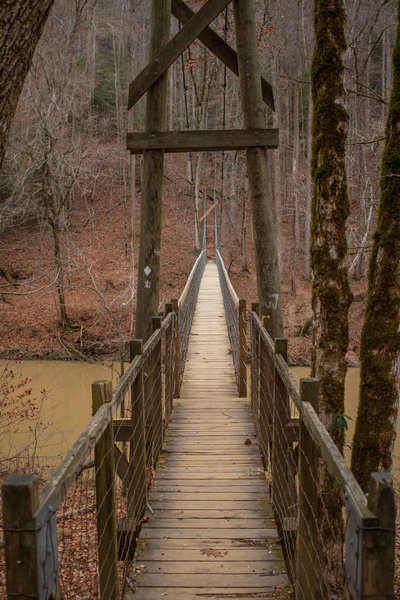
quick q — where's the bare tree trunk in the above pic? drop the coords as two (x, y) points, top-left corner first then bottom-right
(291, 83), (300, 296)
(233, 0), (284, 339)
(241, 179), (249, 273)
(304, 96), (312, 280)
(193, 154), (202, 251)
(0, 0), (55, 168)
(352, 1), (400, 491)
(50, 220), (69, 330)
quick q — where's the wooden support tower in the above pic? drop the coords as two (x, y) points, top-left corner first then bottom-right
(128, 0), (282, 342)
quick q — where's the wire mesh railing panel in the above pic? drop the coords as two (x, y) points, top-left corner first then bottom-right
(216, 250), (247, 396)
(250, 310), (395, 600)
(177, 250), (206, 387)
(57, 466), (99, 597)
(216, 250), (239, 378)
(163, 313), (174, 425)
(257, 326), (274, 469)
(142, 341), (163, 468)
(2, 311), (176, 599)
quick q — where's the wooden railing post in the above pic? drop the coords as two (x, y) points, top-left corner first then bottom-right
(362, 472), (396, 597)
(3, 474), (41, 599)
(238, 298), (247, 397)
(251, 302), (259, 315)
(274, 337), (288, 362)
(92, 380), (118, 600)
(152, 316), (163, 462)
(296, 377), (320, 600)
(171, 297), (180, 397)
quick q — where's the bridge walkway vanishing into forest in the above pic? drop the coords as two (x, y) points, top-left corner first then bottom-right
(1, 249), (396, 600)
(128, 262), (288, 599)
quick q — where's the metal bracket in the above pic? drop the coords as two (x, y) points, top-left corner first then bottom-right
(34, 490), (59, 600)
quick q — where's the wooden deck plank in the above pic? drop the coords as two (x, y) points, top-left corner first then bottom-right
(129, 263), (288, 598)
(127, 588), (288, 599)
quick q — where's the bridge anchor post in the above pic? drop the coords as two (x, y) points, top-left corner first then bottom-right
(92, 380), (119, 600)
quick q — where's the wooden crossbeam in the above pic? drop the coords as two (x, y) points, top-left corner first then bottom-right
(128, 0), (231, 110)
(127, 128), (279, 153)
(199, 200), (218, 223)
(171, 0), (274, 111)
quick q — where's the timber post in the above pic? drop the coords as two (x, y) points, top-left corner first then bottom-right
(171, 297), (180, 397)
(363, 472), (396, 597)
(134, 0), (171, 343)
(3, 474), (41, 599)
(238, 298), (247, 397)
(296, 377), (320, 600)
(274, 337), (288, 363)
(232, 0), (283, 339)
(152, 316), (163, 462)
(92, 380), (118, 600)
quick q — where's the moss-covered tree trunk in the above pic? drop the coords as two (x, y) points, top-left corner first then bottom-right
(351, 1), (400, 492)
(310, 0), (352, 595)
(311, 0), (352, 444)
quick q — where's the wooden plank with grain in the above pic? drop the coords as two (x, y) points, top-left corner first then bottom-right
(128, 263), (289, 598)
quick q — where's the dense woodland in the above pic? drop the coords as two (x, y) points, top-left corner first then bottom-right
(0, 0), (396, 365)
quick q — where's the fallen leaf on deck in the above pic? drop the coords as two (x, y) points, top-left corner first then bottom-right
(200, 547), (226, 558)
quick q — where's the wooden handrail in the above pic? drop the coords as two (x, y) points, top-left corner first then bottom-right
(250, 310), (368, 511)
(216, 249), (239, 305)
(40, 311), (174, 508)
(178, 250), (206, 308)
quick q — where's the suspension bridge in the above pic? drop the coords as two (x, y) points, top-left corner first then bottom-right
(2, 248), (395, 600)
(1, 1), (396, 598)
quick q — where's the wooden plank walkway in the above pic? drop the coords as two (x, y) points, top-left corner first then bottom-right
(128, 262), (289, 599)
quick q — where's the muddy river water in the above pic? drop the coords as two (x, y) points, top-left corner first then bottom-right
(1, 361), (399, 477)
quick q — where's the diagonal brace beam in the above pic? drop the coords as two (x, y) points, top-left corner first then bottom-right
(128, 0), (231, 110)
(171, 0), (274, 110)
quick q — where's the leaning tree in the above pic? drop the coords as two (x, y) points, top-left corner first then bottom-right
(0, 0), (55, 168)
(351, 0), (400, 492)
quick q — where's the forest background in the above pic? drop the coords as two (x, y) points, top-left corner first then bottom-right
(0, 0), (396, 367)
